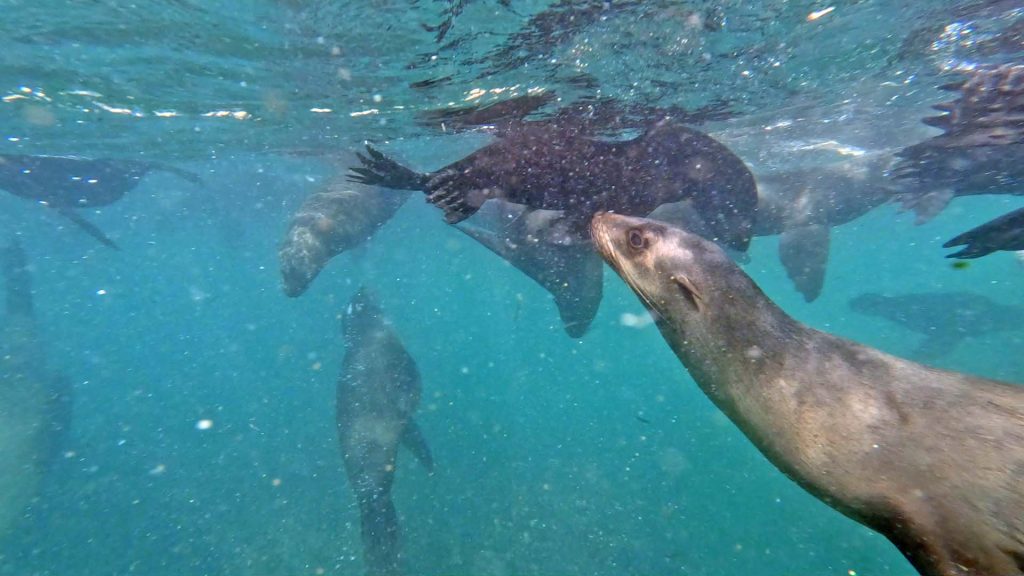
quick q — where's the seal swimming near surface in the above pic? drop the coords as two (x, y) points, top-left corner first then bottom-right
(0, 154), (202, 250)
(336, 288), (433, 576)
(347, 117), (758, 251)
(0, 239), (72, 542)
(590, 212), (1024, 576)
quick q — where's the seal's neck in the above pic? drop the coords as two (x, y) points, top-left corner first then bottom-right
(658, 286), (805, 415)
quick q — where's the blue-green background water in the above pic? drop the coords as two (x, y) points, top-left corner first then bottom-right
(1, 1), (1023, 574)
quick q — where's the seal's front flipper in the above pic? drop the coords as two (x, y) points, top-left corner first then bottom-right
(401, 419), (434, 473)
(895, 188), (954, 225)
(55, 207), (120, 250)
(457, 212), (603, 338)
(1, 238), (33, 317)
(779, 224), (830, 302)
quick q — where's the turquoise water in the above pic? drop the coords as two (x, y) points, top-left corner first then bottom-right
(1, 1), (1023, 575)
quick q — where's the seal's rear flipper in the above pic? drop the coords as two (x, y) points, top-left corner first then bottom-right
(427, 181), (482, 224)
(1, 238), (33, 318)
(347, 146), (430, 191)
(943, 207), (1024, 259)
(55, 207), (120, 250)
(401, 419), (434, 473)
(778, 224), (830, 302)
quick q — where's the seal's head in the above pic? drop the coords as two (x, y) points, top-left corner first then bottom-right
(590, 212), (779, 353)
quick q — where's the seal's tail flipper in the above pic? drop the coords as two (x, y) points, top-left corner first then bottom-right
(401, 419), (434, 474)
(356, 495), (401, 576)
(55, 207), (120, 250)
(347, 145), (430, 191)
(1, 238), (33, 318)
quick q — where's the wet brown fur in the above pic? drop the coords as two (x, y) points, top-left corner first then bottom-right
(591, 213), (1024, 576)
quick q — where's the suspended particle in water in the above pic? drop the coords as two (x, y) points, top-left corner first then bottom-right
(195, 419), (214, 431)
(951, 261), (970, 270)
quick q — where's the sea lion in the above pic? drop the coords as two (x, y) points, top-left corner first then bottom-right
(456, 200), (604, 338)
(336, 288), (433, 576)
(348, 118), (758, 251)
(943, 206), (1024, 259)
(590, 212), (1024, 576)
(0, 154), (202, 249)
(850, 291), (1024, 359)
(0, 239), (72, 541)
(279, 168), (412, 296)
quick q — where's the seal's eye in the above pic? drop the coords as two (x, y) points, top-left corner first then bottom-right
(628, 229), (647, 250)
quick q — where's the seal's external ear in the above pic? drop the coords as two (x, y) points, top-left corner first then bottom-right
(672, 275), (703, 312)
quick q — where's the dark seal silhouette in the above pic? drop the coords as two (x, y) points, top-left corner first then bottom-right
(0, 239), (73, 541)
(348, 118), (758, 251)
(0, 154), (201, 249)
(592, 212), (1024, 576)
(850, 291), (1024, 359)
(336, 288), (432, 576)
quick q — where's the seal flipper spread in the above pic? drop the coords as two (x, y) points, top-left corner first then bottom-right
(400, 419), (433, 473)
(348, 146), (431, 192)
(778, 224), (830, 302)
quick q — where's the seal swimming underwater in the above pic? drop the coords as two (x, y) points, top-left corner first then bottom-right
(0, 154), (201, 249)
(279, 164), (412, 296)
(336, 288), (433, 576)
(348, 118), (758, 251)
(0, 239), (72, 541)
(590, 213), (1024, 576)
